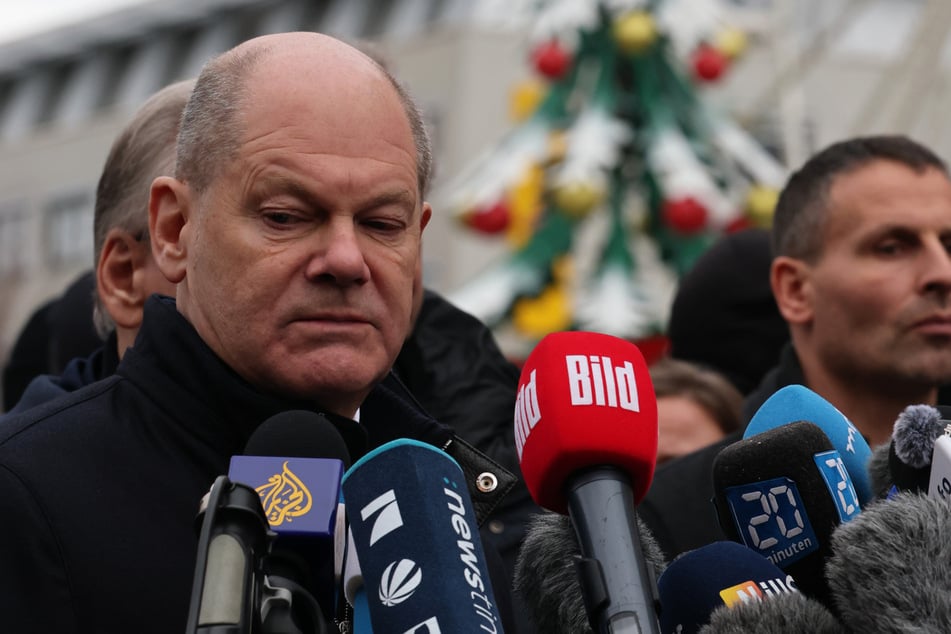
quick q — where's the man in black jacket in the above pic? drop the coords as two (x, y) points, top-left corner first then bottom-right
(640, 135), (951, 559)
(2, 81), (190, 416)
(0, 32), (521, 634)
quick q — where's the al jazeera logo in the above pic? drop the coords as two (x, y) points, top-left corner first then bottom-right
(255, 460), (313, 526)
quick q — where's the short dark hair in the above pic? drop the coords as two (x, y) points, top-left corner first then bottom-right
(772, 135), (949, 262)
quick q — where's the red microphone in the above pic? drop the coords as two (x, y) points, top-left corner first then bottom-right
(514, 331), (660, 634)
(515, 331), (658, 512)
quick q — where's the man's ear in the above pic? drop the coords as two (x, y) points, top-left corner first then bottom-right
(97, 229), (151, 329)
(419, 201), (432, 233)
(149, 176), (191, 284)
(771, 255), (814, 326)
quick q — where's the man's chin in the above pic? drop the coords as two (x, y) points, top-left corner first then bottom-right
(893, 355), (951, 387)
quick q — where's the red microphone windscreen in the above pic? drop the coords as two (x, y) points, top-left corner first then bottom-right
(515, 331), (658, 513)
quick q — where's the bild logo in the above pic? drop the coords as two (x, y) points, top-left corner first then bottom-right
(379, 559), (422, 606)
(565, 354), (640, 412)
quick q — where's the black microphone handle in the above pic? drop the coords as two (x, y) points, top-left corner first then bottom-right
(566, 467), (661, 634)
(186, 476), (272, 634)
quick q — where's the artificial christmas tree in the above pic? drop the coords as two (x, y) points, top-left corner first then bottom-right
(443, 0), (786, 354)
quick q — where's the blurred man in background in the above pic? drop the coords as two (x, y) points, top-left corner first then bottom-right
(2, 80), (189, 417)
(641, 135), (951, 558)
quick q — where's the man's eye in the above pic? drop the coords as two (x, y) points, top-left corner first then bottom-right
(264, 211), (297, 226)
(875, 241), (902, 255)
(363, 219), (403, 233)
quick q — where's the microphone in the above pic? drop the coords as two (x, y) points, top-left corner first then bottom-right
(928, 434), (951, 502)
(866, 404), (951, 499)
(712, 421), (860, 607)
(865, 441), (893, 500)
(342, 527), (375, 634)
(701, 588), (845, 634)
(185, 475), (272, 634)
(743, 384), (873, 505)
(341, 438), (502, 634)
(515, 330), (660, 634)
(657, 541), (800, 634)
(826, 491), (951, 630)
(229, 410), (352, 627)
(513, 511), (666, 634)
(887, 404), (945, 494)
(187, 411), (348, 634)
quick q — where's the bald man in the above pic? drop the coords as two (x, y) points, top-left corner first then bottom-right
(0, 33), (518, 633)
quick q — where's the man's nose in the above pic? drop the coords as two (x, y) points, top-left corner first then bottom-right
(920, 238), (951, 295)
(304, 220), (370, 285)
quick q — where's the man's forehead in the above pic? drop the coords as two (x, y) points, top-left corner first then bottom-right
(822, 162), (951, 239)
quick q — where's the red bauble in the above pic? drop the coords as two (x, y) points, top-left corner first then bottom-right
(663, 197), (708, 233)
(725, 215), (753, 233)
(532, 39), (572, 80)
(467, 201), (510, 234)
(692, 44), (729, 82)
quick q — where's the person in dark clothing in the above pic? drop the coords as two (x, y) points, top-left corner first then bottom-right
(640, 135), (951, 560)
(2, 80), (190, 416)
(46, 270), (103, 372)
(4, 326), (118, 417)
(1, 271), (102, 411)
(666, 227), (788, 396)
(0, 32), (522, 634)
(0, 72), (540, 633)
(2, 300), (53, 410)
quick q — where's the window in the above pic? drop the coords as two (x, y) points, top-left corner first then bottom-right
(44, 189), (94, 269)
(0, 200), (29, 278)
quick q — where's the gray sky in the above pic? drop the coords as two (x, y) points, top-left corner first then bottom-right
(0, 0), (152, 43)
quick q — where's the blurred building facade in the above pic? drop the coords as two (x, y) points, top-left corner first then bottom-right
(1, 0), (949, 387)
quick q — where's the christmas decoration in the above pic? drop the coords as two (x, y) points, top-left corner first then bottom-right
(613, 11), (658, 55)
(663, 196), (708, 234)
(531, 38), (572, 79)
(745, 185), (780, 227)
(465, 200), (511, 234)
(714, 27), (748, 60)
(509, 79), (547, 122)
(441, 0), (787, 349)
(691, 43), (729, 82)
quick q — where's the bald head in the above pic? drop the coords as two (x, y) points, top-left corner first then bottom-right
(176, 32), (432, 200)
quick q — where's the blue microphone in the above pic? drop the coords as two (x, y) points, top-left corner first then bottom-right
(744, 384), (873, 505)
(657, 541), (800, 634)
(342, 438), (502, 634)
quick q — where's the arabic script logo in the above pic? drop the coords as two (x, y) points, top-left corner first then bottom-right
(255, 461), (313, 526)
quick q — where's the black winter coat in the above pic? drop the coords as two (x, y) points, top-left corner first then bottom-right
(0, 296), (518, 634)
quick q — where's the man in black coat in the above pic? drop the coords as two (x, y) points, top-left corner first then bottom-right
(640, 135), (951, 559)
(0, 32), (523, 634)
